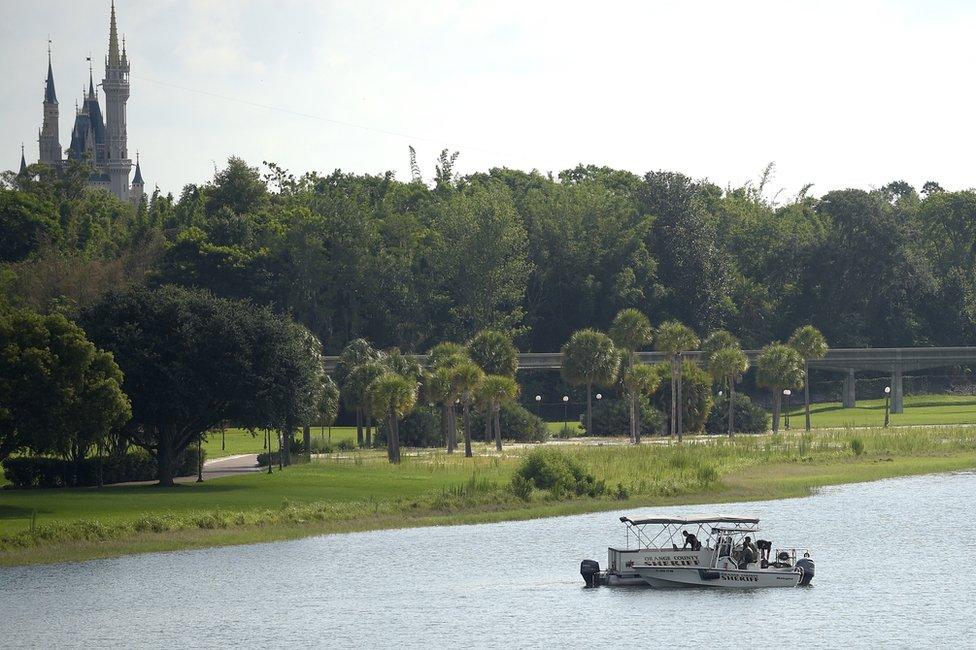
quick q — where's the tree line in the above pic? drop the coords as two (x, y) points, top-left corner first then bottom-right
(3, 157), (975, 356)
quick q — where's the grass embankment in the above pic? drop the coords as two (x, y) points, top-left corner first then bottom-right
(2, 427), (975, 566)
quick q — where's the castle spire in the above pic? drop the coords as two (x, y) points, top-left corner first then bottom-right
(19, 144), (27, 174)
(45, 41), (57, 104)
(108, 0), (121, 67)
(132, 151), (144, 185)
(88, 58), (95, 98)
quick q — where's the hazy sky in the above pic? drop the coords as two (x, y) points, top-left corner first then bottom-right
(4, 0), (976, 198)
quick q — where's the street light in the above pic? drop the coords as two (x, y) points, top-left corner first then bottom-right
(562, 395), (569, 433)
(596, 393), (602, 400)
(535, 394), (542, 419)
(783, 389), (792, 430)
(884, 386), (891, 427)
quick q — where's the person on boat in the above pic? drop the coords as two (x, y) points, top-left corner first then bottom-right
(681, 530), (701, 551)
(739, 536), (758, 569)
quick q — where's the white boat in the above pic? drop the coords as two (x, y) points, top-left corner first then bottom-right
(581, 514), (815, 589)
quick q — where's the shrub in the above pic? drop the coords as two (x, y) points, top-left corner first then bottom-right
(471, 401), (549, 443)
(554, 424), (578, 439)
(850, 437), (865, 456)
(705, 393), (770, 435)
(2, 448), (203, 488)
(375, 406), (444, 448)
(585, 396), (665, 437)
(514, 448), (604, 497)
(696, 464), (719, 485)
(336, 438), (357, 451)
(651, 361), (713, 433)
(510, 474), (533, 501)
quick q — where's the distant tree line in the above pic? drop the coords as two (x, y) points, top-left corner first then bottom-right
(4, 157), (974, 354)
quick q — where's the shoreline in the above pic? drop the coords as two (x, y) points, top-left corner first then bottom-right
(3, 450), (974, 568)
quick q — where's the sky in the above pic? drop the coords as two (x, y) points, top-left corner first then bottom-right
(3, 0), (976, 199)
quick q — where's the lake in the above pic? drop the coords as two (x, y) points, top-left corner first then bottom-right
(3, 471), (975, 648)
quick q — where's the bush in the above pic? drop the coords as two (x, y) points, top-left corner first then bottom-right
(585, 396), (665, 437)
(472, 401), (549, 443)
(510, 474), (533, 501)
(2, 448), (203, 488)
(850, 437), (865, 456)
(651, 361), (713, 434)
(374, 406), (444, 448)
(554, 424), (578, 439)
(705, 393), (770, 435)
(514, 448), (604, 497)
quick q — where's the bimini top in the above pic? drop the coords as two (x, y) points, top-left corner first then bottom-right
(620, 515), (760, 526)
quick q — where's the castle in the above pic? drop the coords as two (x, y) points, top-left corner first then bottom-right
(19, 1), (144, 204)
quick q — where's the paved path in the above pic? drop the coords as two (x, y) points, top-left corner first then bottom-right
(182, 453), (261, 482)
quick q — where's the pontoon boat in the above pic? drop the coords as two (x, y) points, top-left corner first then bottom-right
(581, 515), (815, 588)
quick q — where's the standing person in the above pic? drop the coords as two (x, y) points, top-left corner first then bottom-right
(740, 536), (758, 568)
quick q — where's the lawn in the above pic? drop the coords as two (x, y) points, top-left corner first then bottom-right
(203, 426), (358, 459)
(3, 425), (976, 566)
(787, 393), (976, 429)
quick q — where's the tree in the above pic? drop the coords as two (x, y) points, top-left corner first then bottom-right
(609, 308), (653, 366)
(334, 339), (381, 446)
(0, 309), (131, 473)
(655, 321), (700, 441)
(788, 325), (828, 431)
(707, 346), (749, 437)
(621, 363), (661, 443)
(467, 329), (519, 377)
(424, 342), (470, 453)
(451, 361), (484, 457)
(343, 361), (387, 448)
(367, 372), (417, 463)
(307, 375), (340, 456)
(756, 343), (805, 432)
(82, 286), (321, 485)
(478, 374), (519, 451)
(702, 330), (739, 363)
(561, 329), (620, 435)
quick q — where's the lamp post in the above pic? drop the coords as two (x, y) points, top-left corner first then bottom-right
(783, 389), (792, 430)
(562, 395), (569, 433)
(884, 386), (891, 427)
(535, 394), (542, 420)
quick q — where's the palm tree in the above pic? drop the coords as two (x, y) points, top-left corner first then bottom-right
(609, 309), (653, 368)
(478, 374), (519, 451)
(708, 346), (749, 437)
(367, 372), (417, 464)
(622, 363), (661, 443)
(342, 360), (386, 448)
(424, 367), (457, 452)
(561, 329), (620, 435)
(655, 321), (700, 441)
(788, 325), (828, 431)
(756, 343), (805, 433)
(334, 339), (380, 446)
(467, 330), (519, 378)
(450, 361), (484, 457)
(702, 330), (739, 363)
(424, 342), (469, 453)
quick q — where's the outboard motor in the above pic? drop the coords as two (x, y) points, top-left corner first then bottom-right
(796, 557), (815, 586)
(580, 559), (601, 587)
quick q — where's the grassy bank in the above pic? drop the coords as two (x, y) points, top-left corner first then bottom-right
(2, 426), (975, 567)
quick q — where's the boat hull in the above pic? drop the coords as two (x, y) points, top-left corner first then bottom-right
(634, 566), (802, 588)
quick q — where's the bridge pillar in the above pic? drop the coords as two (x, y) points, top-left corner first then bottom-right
(842, 368), (856, 408)
(891, 369), (904, 414)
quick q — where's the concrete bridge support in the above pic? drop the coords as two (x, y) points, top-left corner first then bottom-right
(891, 369), (904, 414)
(842, 368), (856, 408)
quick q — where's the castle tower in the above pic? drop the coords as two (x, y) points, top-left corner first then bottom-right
(19, 144), (28, 175)
(130, 152), (144, 205)
(38, 44), (61, 165)
(102, 0), (132, 200)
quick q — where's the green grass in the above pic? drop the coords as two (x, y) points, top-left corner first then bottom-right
(203, 426), (358, 459)
(3, 426), (976, 566)
(788, 393), (976, 429)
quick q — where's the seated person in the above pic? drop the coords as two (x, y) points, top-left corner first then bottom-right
(681, 530), (702, 551)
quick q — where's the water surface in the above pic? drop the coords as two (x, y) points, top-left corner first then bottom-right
(3, 472), (974, 648)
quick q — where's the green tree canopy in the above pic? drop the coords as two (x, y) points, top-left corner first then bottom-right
(467, 329), (519, 377)
(0, 308), (130, 464)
